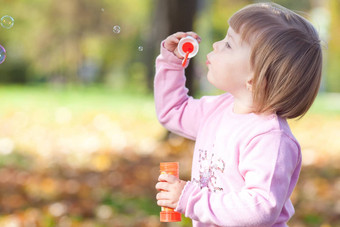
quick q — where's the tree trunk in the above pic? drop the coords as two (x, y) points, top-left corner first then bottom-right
(145, 0), (198, 96)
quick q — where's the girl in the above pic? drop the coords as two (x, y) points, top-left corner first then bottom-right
(155, 2), (322, 227)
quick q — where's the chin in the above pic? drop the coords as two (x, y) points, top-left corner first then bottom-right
(207, 73), (213, 84)
(207, 75), (219, 89)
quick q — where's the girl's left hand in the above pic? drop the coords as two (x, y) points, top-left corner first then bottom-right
(155, 174), (187, 209)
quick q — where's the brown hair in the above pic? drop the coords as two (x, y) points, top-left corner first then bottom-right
(229, 2), (322, 119)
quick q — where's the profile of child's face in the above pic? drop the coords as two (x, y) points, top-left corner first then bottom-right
(206, 27), (253, 95)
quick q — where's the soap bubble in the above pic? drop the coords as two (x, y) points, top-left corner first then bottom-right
(101, 8), (104, 12)
(138, 46), (144, 52)
(0, 44), (6, 64)
(1, 15), (14, 29)
(113, 25), (120, 34)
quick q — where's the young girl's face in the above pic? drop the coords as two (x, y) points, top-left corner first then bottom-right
(206, 27), (253, 96)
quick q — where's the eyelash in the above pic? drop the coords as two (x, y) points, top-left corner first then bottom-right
(226, 42), (231, 49)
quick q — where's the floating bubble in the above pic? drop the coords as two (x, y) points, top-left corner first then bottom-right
(113, 25), (120, 34)
(1, 15), (14, 29)
(138, 46), (144, 52)
(0, 44), (6, 64)
(101, 8), (104, 12)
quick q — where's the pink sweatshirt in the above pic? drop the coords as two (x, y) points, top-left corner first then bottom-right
(154, 43), (302, 227)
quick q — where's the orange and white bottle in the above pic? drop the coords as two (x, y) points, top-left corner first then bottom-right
(159, 162), (182, 222)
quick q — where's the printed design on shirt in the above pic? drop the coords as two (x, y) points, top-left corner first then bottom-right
(192, 149), (225, 192)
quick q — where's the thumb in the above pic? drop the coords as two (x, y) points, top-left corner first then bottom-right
(159, 173), (179, 183)
(174, 48), (184, 59)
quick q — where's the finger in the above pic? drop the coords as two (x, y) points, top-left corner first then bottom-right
(155, 181), (169, 191)
(165, 35), (180, 44)
(157, 199), (167, 207)
(158, 173), (178, 183)
(158, 173), (168, 181)
(156, 191), (171, 200)
(157, 199), (176, 209)
(186, 31), (198, 38)
(165, 32), (186, 43)
(186, 31), (201, 43)
(174, 49), (183, 59)
(172, 32), (187, 39)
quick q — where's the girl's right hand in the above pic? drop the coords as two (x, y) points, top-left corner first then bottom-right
(164, 31), (201, 59)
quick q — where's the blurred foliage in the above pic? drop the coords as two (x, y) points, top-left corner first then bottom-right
(0, 0), (339, 92)
(327, 0), (340, 92)
(0, 86), (339, 226)
(0, 0), (152, 89)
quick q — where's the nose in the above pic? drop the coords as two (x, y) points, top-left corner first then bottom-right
(212, 40), (221, 51)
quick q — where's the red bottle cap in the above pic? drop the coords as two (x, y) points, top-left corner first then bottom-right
(178, 36), (199, 58)
(182, 42), (194, 54)
(177, 36), (199, 67)
(160, 162), (179, 173)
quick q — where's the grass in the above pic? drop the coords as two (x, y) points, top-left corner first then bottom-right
(307, 92), (340, 115)
(0, 84), (155, 116)
(0, 84), (339, 113)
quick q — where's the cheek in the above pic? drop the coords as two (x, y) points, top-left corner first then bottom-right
(207, 61), (230, 88)
(207, 70), (229, 91)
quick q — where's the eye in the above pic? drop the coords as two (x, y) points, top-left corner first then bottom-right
(225, 42), (231, 49)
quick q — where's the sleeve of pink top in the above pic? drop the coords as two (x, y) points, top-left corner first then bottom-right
(154, 41), (219, 140)
(176, 132), (301, 226)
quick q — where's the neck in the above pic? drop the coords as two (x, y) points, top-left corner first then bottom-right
(233, 100), (253, 114)
(232, 91), (254, 114)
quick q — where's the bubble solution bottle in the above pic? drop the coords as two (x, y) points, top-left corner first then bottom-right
(177, 36), (199, 67)
(159, 162), (182, 222)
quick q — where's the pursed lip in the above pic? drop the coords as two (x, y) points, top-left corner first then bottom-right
(206, 57), (211, 65)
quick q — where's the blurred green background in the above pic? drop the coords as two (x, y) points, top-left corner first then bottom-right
(0, 0), (339, 226)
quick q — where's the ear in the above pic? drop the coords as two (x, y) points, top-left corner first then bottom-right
(246, 77), (253, 92)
